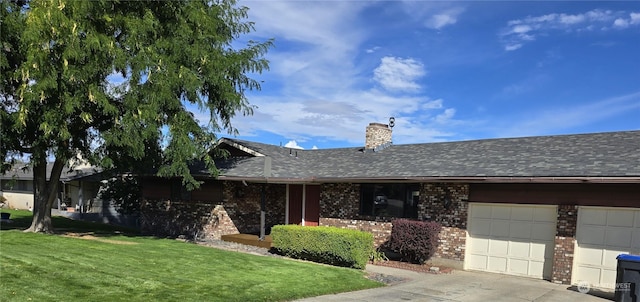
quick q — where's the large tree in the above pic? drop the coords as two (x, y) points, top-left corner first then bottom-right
(0, 0), (271, 233)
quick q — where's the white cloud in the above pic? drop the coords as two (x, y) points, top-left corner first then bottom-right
(399, 2), (465, 30)
(497, 91), (640, 137)
(227, 2), (461, 147)
(284, 140), (304, 149)
(373, 57), (426, 92)
(511, 24), (533, 34)
(505, 44), (523, 51)
(559, 14), (585, 25)
(422, 99), (443, 110)
(366, 46), (381, 54)
(614, 18), (630, 28)
(435, 108), (456, 124)
(500, 9), (639, 51)
(425, 13), (457, 29)
(614, 12), (640, 28)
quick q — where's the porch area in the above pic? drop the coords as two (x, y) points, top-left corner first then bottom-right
(220, 233), (272, 249)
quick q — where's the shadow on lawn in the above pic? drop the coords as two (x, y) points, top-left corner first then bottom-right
(0, 210), (143, 239)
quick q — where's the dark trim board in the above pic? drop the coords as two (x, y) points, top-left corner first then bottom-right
(469, 183), (640, 207)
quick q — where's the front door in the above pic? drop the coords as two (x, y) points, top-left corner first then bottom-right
(288, 184), (320, 226)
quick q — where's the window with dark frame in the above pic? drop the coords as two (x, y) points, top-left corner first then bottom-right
(359, 183), (419, 218)
(1, 180), (34, 192)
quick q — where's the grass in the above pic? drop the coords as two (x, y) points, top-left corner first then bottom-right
(0, 210), (382, 301)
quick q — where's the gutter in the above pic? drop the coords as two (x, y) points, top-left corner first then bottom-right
(216, 175), (640, 184)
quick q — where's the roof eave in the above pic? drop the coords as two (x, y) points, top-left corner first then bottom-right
(216, 175), (640, 184)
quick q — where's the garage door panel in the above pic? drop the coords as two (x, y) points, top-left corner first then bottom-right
(605, 228), (632, 248)
(488, 257), (507, 272)
(575, 266), (601, 285)
(604, 249), (627, 267)
(579, 226), (605, 245)
(511, 207), (533, 221)
(581, 208), (607, 225)
(530, 242), (549, 259)
(531, 261), (546, 278)
(492, 206), (511, 219)
(531, 223), (555, 241)
(490, 221), (510, 237)
(467, 254), (488, 270)
(608, 210), (634, 227)
(633, 232), (640, 250)
(509, 241), (530, 257)
(469, 219), (491, 236)
(489, 240), (509, 255)
(469, 238), (489, 253)
(602, 268), (618, 285)
(574, 207), (640, 289)
(578, 246), (604, 266)
(534, 207), (557, 222)
(467, 204), (556, 279)
(510, 259), (529, 275)
(509, 222), (532, 239)
(472, 205), (492, 218)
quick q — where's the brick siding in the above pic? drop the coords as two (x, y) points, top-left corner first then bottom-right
(320, 217), (393, 247)
(140, 181), (285, 239)
(319, 182), (469, 262)
(552, 204), (578, 284)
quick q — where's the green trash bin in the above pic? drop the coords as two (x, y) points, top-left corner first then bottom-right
(615, 254), (640, 302)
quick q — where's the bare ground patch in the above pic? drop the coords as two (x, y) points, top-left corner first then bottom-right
(61, 232), (139, 245)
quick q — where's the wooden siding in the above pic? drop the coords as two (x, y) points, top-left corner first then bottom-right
(469, 183), (640, 207)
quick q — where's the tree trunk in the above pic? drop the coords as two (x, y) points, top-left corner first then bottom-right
(25, 156), (65, 233)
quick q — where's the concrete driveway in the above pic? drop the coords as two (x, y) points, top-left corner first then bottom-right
(296, 265), (614, 302)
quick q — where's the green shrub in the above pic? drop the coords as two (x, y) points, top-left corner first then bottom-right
(271, 225), (374, 269)
(387, 219), (442, 264)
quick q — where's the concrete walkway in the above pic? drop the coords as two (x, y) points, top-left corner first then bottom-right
(297, 265), (614, 302)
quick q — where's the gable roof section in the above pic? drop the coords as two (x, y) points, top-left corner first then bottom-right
(1, 163), (101, 182)
(215, 130), (640, 183)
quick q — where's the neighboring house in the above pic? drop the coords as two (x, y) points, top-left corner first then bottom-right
(1, 162), (103, 212)
(139, 123), (640, 290)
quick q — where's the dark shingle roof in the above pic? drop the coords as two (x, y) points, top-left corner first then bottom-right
(215, 130), (640, 182)
(1, 163), (101, 181)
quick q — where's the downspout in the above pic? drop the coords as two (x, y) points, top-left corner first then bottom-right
(260, 184), (266, 240)
(259, 157), (272, 241)
(301, 184), (306, 226)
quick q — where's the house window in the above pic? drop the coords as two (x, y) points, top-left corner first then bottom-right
(1, 180), (34, 192)
(360, 183), (419, 218)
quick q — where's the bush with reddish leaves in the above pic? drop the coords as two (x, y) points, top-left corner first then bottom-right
(387, 219), (442, 264)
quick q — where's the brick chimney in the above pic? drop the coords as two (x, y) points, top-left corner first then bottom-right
(365, 122), (392, 150)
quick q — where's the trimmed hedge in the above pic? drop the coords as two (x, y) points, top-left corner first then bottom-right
(271, 225), (374, 269)
(387, 219), (442, 264)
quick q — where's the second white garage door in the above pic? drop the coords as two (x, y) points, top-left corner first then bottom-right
(573, 207), (640, 289)
(466, 203), (557, 279)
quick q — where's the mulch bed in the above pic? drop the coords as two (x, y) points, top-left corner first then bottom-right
(372, 260), (454, 274)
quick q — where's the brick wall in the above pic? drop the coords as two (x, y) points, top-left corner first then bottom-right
(320, 217), (393, 247)
(365, 123), (392, 149)
(140, 181), (285, 239)
(319, 183), (361, 219)
(419, 184), (469, 229)
(418, 183), (469, 261)
(140, 200), (225, 239)
(319, 182), (469, 262)
(552, 204), (578, 284)
(222, 182), (286, 234)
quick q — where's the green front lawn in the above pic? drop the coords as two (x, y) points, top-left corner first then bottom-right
(0, 210), (381, 301)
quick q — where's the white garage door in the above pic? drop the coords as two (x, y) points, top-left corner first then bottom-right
(573, 207), (640, 289)
(466, 203), (557, 279)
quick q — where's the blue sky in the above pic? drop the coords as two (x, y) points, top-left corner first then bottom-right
(215, 1), (640, 150)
